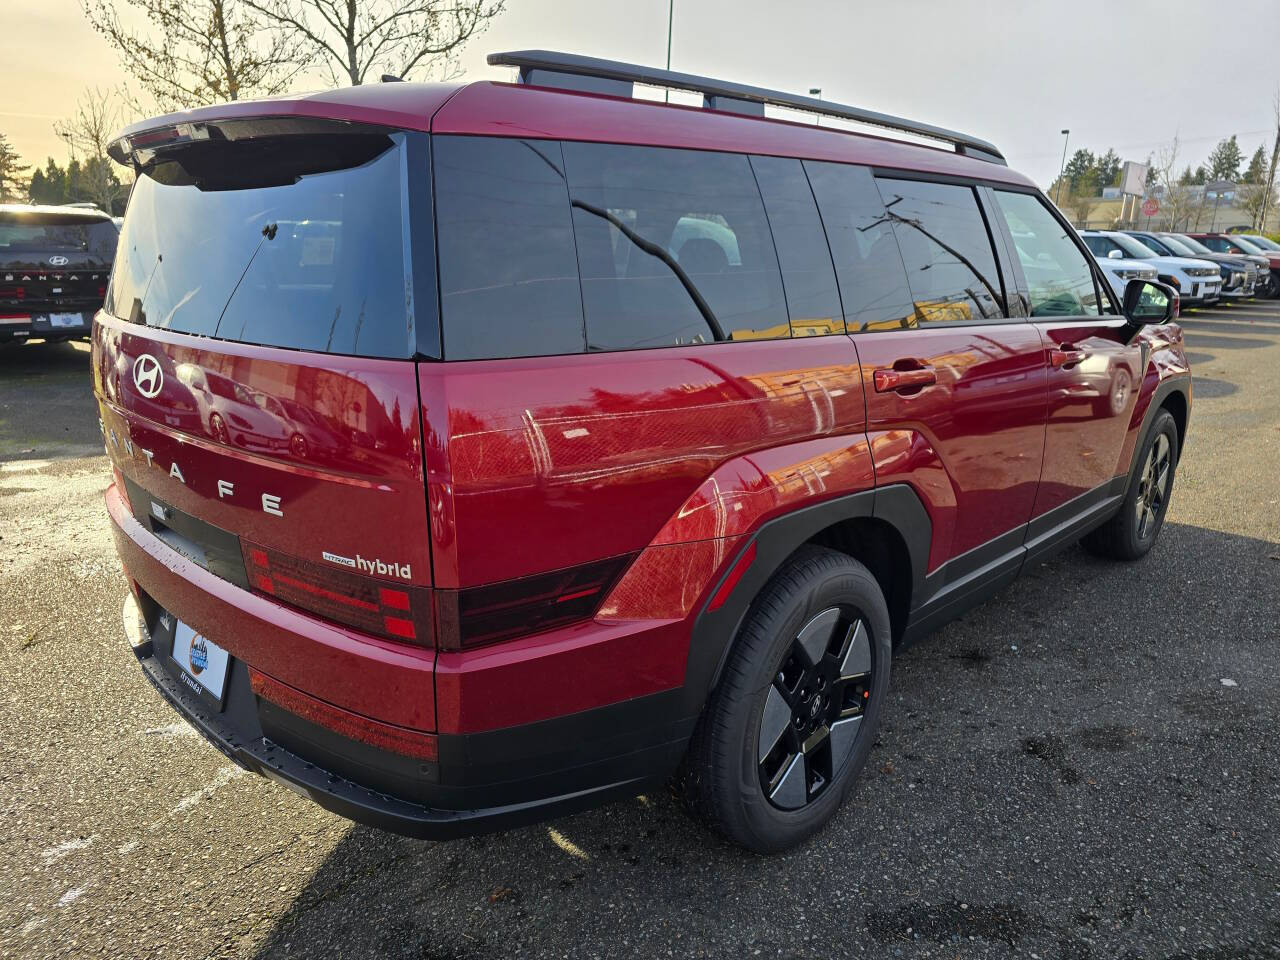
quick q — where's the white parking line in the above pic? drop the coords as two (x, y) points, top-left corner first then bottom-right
(167, 764), (245, 817)
(40, 835), (97, 866)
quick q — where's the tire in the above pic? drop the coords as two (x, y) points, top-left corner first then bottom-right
(1083, 408), (1179, 561)
(680, 545), (892, 853)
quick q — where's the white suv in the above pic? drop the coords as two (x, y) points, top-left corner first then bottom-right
(1090, 252), (1158, 301)
(1079, 230), (1221, 307)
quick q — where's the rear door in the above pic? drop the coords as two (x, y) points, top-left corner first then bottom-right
(988, 188), (1143, 544)
(94, 124), (438, 726)
(806, 164), (1049, 582)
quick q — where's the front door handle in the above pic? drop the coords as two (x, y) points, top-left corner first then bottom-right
(1050, 347), (1088, 369)
(873, 365), (937, 393)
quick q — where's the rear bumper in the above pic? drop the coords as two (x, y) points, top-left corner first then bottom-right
(109, 485), (693, 838)
(0, 309), (94, 340)
(126, 595), (677, 838)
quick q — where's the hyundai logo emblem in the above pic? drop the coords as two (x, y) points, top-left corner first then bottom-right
(133, 354), (164, 399)
(48, 255), (69, 266)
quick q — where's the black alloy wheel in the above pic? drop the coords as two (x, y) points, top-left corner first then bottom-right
(758, 606), (873, 809)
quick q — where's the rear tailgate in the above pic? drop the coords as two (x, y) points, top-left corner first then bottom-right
(95, 316), (435, 727)
(95, 116), (439, 730)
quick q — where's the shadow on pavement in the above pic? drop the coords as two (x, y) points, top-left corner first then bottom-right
(0, 340), (100, 462)
(248, 521), (1280, 960)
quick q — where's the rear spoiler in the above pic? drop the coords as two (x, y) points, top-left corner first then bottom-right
(107, 116), (394, 168)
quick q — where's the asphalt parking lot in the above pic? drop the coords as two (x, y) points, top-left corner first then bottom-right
(2, 301), (1278, 960)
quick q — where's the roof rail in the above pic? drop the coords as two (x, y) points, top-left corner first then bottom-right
(487, 50), (1006, 165)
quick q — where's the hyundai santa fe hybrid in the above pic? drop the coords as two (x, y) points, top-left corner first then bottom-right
(97, 51), (1190, 852)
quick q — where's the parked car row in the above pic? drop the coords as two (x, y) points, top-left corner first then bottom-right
(1079, 226), (1277, 307)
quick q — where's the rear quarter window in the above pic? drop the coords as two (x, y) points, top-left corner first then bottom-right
(434, 136), (587, 360)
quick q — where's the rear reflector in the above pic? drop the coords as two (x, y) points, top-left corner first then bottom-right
(434, 553), (634, 650)
(708, 542), (756, 612)
(242, 541), (433, 647)
(249, 667), (437, 761)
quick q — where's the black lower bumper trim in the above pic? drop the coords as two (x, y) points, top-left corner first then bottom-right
(125, 596), (681, 840)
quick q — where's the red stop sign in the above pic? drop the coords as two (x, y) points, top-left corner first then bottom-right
(1142, 197), (1159, 217)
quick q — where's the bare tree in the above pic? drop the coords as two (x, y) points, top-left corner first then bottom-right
(83, 0), (300, 111)
(1240, 180), (1278, 230)
(1260, 87), (1280, 232)
(54, 88), (130, 212)
(0, 134), (31, 203)
(245, 0), (504, 86)
(1153, 135), (1198, 231)
(1068, 170), (1100, 225)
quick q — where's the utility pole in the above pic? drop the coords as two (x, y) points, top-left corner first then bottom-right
(1055, 129), (1070, 207)
(664, 0), (674, 103)
(810, 88), (821, 126)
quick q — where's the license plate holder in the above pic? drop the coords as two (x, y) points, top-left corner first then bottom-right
(164, 616), (232, 711)
(47, 313), (84, 328)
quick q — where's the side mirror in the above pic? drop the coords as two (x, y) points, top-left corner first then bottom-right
(1107, 249), (1124, 259)
(1123, 279), (1176, 325)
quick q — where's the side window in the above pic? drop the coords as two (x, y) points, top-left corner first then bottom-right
(434, 136), (586, 360)
(993, 191), (1101, 317)
(1080, 235), (1107, 257)
(873, 178), (1006, 324)
(749, 155), (844, 337)
(804, 161), (915, 331)
(562, 142), (789, 350)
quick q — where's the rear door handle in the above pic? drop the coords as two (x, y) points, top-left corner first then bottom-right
(1049, 347), (1088, 369)
(873, 366), (937, 393)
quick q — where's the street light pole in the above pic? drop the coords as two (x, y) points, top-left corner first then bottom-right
(1055, 129), (1070, 206)
(810, 87), (821, 126)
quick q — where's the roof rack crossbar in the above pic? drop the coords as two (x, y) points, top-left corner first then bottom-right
(487, 50), (1006, 165)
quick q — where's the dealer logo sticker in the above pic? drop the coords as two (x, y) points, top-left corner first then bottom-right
(189, 634), (209, 675)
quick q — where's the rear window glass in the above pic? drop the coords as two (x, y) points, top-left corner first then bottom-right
(749, 155), (844, 337)
(108, 131), (422, 359)
(804, 161), (915, 331)
(434, 136), (586, 360)
(563, 141), (789, 350)
(0, 217), (117, 261)
(873, 178), (1005, 324)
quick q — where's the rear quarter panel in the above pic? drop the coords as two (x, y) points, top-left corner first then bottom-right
(418, 337), (870, 589)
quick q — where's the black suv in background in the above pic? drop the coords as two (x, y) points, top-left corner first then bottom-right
(0, 204), (118, 344)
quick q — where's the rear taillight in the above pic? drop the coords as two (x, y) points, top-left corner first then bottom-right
(242, 542), (433, 647)
(434, 554), (634, 650)
(0, 285), (24, 301)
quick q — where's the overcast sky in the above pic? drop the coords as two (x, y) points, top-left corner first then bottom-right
(2, 0), (1277, 187)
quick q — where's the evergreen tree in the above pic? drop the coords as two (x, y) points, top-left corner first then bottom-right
(1243, 145), (1268, 184)
(1206, 135), (1243, 182)
(1096, 149), (1122, 187)
(1063, 148), (1096, 192)
(0, 134), (31, 202)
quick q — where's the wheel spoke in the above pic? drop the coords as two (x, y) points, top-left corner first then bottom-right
(769, 752), (808, 809)
(828, 715), (862, 770)
(838, 619), (871, 680)
(796, 608), (841, 667)
(758, 684), (791, 765)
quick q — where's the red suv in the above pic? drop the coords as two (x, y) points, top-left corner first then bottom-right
(97, 51), (1190, 852)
